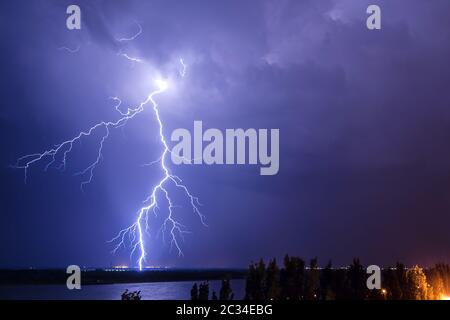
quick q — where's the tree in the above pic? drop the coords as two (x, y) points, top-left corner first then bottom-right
(427, 267), (444, 300)
(190, 283), (199, 300)
(245, 259), (266, 300)
(244, 263), (256, 300)
(265, 259), (281, 300)
(406, 265), (428, 300)
(428, 263), (450, 299)
(280, 255), (305, 299)
(320, 260), (335, 300)
(347, 258), (366, 300)
(383, 267), (402, 300)
(220, 279), (234, 300)
(305, 257), (320, 300)
(395, 262), (408, 299)
(199, 281), (210, 300)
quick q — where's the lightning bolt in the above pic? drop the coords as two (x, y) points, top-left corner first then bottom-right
(116, 22), (144, 64)
(109, 77), (207, 270)
(115, 21), (143, 42)
(179, 58), (187, 77)
(118, 52), (143, 63)
(14, 26), (206, 269)
(58, 45), (81, 53)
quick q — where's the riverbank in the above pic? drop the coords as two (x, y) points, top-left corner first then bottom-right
(0, 268), (247, 285)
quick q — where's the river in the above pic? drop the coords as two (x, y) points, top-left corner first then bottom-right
(0, 280), (246, 300)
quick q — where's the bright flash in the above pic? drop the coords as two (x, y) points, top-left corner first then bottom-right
(155, 79), (168, 91)
(441, 295), (450, 300)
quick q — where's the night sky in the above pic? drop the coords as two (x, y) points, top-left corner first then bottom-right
(1, 0), (450, 269)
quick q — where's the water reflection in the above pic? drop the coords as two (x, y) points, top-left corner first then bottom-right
(0, 280), (245, 300)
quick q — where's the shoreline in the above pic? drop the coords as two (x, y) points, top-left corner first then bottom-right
(0, 268), (248, 286)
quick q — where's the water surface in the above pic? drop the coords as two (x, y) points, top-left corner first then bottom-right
(0, 280), (245, 300)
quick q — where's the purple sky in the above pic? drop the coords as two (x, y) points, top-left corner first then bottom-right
(1, 0), (450, 268)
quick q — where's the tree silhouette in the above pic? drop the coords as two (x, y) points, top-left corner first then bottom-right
(198, 281), (210, 300)
(320, 260), (335, 300)
(223, 257), (450, 300)
(305, 257), (320, 300)
(190, 283), (199, 300)
(280, 255), (305, 300)
(265, 259), (281, 300)
(383, 267), (402, 300)
(245, 259), (266, 300)
(219, 278), (234, 300)
(347, 258), (366, 300)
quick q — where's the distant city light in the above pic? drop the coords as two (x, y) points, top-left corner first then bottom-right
(113, 265), (129, 269)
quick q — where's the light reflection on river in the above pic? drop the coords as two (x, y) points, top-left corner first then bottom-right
(0, 280), (245, 300)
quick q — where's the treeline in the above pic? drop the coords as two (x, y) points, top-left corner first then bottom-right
(190, 279), (234, 300)
(245, 256), (450, 300)
(190, 256), (450, 300)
